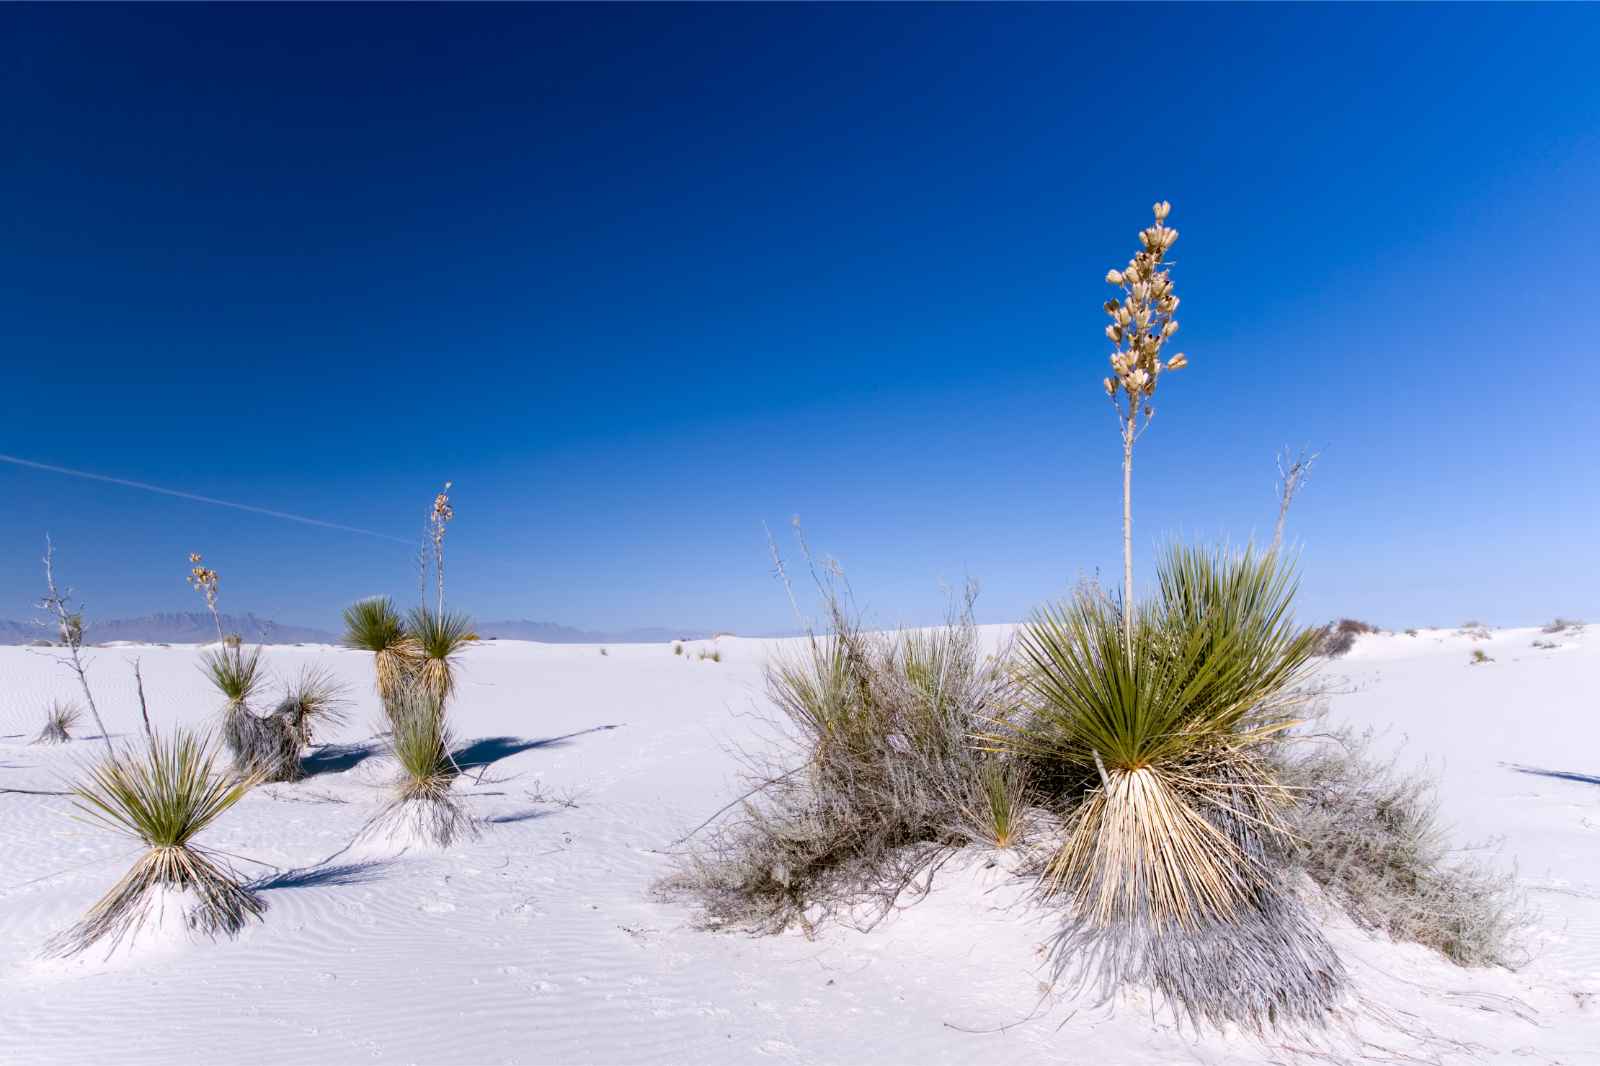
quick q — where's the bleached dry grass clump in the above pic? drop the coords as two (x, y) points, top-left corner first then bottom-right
(342, 597), (418, 707)
(33, 699), (83, 744)
(1276, 724), (1529, 969)
(1317, 618), (1380, 658)
(356, 682), (476, 852)
(48, 729), (263, 958)
(669, 579), (1016, 935)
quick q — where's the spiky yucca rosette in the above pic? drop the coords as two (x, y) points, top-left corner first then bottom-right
(407, 605), (473, 706)
(49, 729), (263, 958)
(33, 699), (83, 745)
(989, 545), (1343, 1031)
(354, 682), (476, 852)
(342, 596), (419, 710)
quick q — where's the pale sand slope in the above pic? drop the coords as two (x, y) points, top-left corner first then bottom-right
(0, 627), (1594, 1065)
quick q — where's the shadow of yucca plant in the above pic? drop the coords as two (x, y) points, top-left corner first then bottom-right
(49, 729), (264, 956)
(342, 597), (417, 704)
(408, 605), (473, 705)
(990, 544), (1341, 1031)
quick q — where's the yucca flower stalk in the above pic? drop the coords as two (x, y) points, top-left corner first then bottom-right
(1100, 201), (1187, 650)
(342, 597), (418, 706)
(408, 605), (473, 706)
(186, 552), (225, 644)
(48, 729), (264, 957)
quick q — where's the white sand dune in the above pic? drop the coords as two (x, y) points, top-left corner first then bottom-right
(0, 627), (1594, 1064)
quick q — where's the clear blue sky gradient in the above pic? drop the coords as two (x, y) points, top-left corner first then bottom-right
(3, 5), (1597, 634)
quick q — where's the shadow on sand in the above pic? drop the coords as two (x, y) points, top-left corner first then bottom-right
(1505, 763), (1600, 787)
(301, 741), (382, 778)
(451, 723), (621, 773)
(250, 860), (391, 893)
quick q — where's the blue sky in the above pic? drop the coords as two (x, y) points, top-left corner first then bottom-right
(2, 4), (1597, 634)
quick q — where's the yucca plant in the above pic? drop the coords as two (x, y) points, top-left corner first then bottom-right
(407, 605), (473, 705)
(1005, 545), (1320, 929)
(48, 729), (264, 956)
(199, 644), (269, 768)
(357, 680), (475, 850)
(34, 699), (83, 745)
(960, 759), (1030, 850)
(342, 597), (417, 704)
(246, 667), (353, 783)
(990, 545), (1341, 1029)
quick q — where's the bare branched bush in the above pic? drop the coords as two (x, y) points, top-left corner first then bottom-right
(1541, 617), (1584, 635)
(1316, 618), (1380, 658)
(667, 538), (1013, 934)
(1274, 724), (1529, 969)
(34, 699), (83, 745)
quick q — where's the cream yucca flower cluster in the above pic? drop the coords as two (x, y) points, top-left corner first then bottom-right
(1101, 201), (1186, 411)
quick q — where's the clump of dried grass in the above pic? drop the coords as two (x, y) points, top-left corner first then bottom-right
(48, 729), (263, 957)
(1275, 723), (1529, 969)
(667, 553), (1013, 935)
(34, 699), (83, 744)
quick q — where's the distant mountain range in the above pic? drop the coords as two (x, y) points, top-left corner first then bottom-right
(0, 612), (709, 646)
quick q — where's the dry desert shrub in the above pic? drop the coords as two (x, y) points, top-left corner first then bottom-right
(667, 556), (1015, 935)
(1541, 617), (1584, 634)
(1316, 618), (1380, 658)
(356, 680), (476, 850)
(1274, 724), (1528, 969)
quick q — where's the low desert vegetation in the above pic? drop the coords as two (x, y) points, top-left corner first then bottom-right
(1470, 648), (1493, 664)
(671, 200), (1530, 1035)
(1317, 617), (1380, 657)
(1542, 617), (1584, 634)
(1275, 724), (1528, 968)
(358, 680), (476, 850)
(668, 552), (1012, 935)
(34, 699), (83, 745)
(697, 647), (721, 663)
(49, 728), (263, 957)
(408, 605), (473, 705)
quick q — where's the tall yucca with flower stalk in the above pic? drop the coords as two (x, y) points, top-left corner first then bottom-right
(49, 728), (264, 957)
(342, 597), (417, 706)
(1101, 201), (1186, 648)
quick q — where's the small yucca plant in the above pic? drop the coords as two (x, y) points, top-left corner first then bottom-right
(49, 729), (264, 956)
(960, 760), (1030, 850)
(358, 681), (475, 850)
(271, 666), (350, 751)
(408, 605), (473, 705)
(34, 699), (83, 745)
(200, 644), (268, 768)
(342, 597), (417, 704)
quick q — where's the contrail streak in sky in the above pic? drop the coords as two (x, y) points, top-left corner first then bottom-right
(0, 453), (411, 544)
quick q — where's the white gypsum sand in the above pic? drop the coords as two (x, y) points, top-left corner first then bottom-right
(0, 628), (1594, 1064)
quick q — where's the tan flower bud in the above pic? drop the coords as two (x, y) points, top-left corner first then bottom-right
(1162, 320), (1179, 338)
(1104, 299), (1120, 316)
(1105, 324), (1121, 342)
(1102, 377), (1116, 397)
(1105, 269), (1123, 285)
(1153, 201), (1171, 221)
(1167, 352), (1188, 370)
